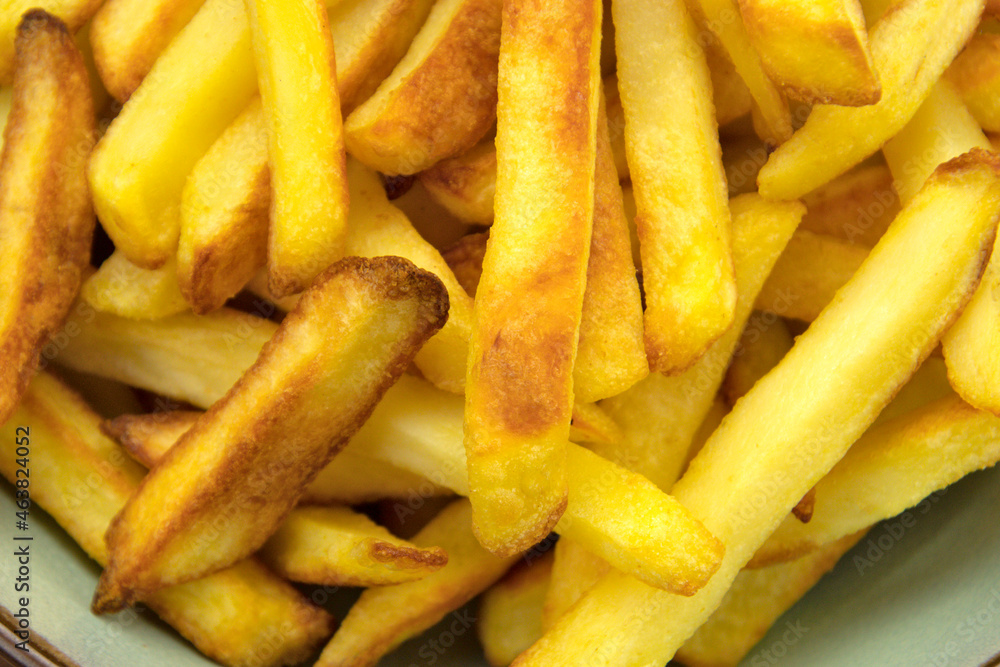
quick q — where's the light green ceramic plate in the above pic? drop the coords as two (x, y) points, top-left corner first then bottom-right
(2, 462), (999, 666)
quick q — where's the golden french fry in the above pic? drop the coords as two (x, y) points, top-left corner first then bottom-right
(93, 256), (449, 612)
(704, 31), (753, 127)
(419, 137), (498, 225)
(1, 373), (334, 667)
(757, 0), (983, 200)
(722, 311), (794, 405)
(541, 538), (609, 631)
(750, 395), (1000, 568)
(0, 10), (94, 425)
(479, 553), (553, 667)
(513, 151), (1000, 666)
(314, 499), (517, 667)
(81, 250), (189, 319)
(615, 0), (736, 373)
(946, 32), (1000, 133)
(799, 163), (898, 246)
(247, 0), (349, 298)
(344, 0), (501, 175)
(871, 355), (952, 428)
(0, 0), (103, 84)
(442, 230), (490, 296)
(90, 0), (206, 101)
(755, 229), (870, 323)
(566, 400), (624, 451)
(464, 0), (601, 555)
(737, 0), (879, 106)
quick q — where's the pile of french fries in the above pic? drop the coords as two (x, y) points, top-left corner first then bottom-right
(3, 0), (1000, 664)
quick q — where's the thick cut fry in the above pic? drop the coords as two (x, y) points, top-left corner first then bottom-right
(614, 0), (736, 373)
(722, 312), (794, 405)
(871, 356), (952, 427)
(677, 532), (865, 667)
(465, 0), (601, 555)
(103, 410), (448, 505)
(0, 0), (103, 84)
(750, 396), (1000, 568)
(258, 505), (448, 586)
(247, 0), (349, 298)
(81, 250), (189, 319)
(419, 138), (498, 225)
(799, 163), (898, 246)
(755, 230), (870, 323)
(93, 256), (449, 612)
(344, 0), (501, 175)
(0, 10), (94, 425)
(178, 98), (269, 314)
(314, 499), (517, 667)
(737, 0), (879, 106)
(757, 0), (983, 200)
(542, 538), (609, 631)
(1, 373), (334, 667)
(946, 32), (1000, 133)
(704, 33), (753, 127)
(512, 152), (1000, 666)
(479, 554), (553, 667)
(598, 195), (805, 490)
(90, 0), (206, 101)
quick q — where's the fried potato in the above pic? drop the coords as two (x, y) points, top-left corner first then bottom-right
(0, 10), (94, 425)
(677, 532), (866, 667)
(946, 32), (1000, 133)
(798, 163), (898, 246)
(247, 0), (349, 298)
(737, 0), (879, 106)
(512, 151), (1000, 666)
(1, 373), (334, 667)
(750, 395), (1000, 568)
(419, 137), (498, 225)
(103, 410), (449, 505)
(755, 229), (870, 323)
(344, 0), (501, 175)
(178, 97), (269, 314)
(464, 0), (601, 555)
(704, 32), (753, 127)
(566, 400), (624, 451)
(90, 0), (206, 101)
(0, 0), (103, 84)
(598, 195), (805, 490)
(541, 538), (609, 631)
(442, 230), (491, 295)
(479, 553), (553, 667)
(757, 0), (982, 200)
(871, 355), (953, 427)
(81, 250), (189, 319)
(314, 499), (517, 667)
(722, 312), (794, 405)
(93, 256), (449, 612)
(614, 0), (736, 373)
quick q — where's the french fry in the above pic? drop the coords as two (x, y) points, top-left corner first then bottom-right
(1, 372), (334, 667)
(798, 163), (898, 246)
(464, 0), (601, 555)
(750, 395), (1000, 568)
(598, 195), (805, 490)
(737, 0), (879, 106)
(314, 499), (517, 667)
(677, 532), (866, 667)
(757, 0), (983, 200)
(946, 32), (1000, 133)
(479, 553), (553, 667)
(419, 138), (498, 225)
(442, 230), (491, 296)
(90, 0), (206, 101)
(344, 0), (502, 175)
(541, 538), (609, 631)
(704, 32), (753, 127)
(247, 0), (349, 298)
(0, 0), (103, 84)
(722, 312), (794, 405)
(512, 151), (1000, 666)
(755, 229), (870, 323)
(103, 410), (449, 505)
(614, 0), (736, 373)
(81, 250), (189, 319)
(0, 10), (94, 425)
(566, 400), (624, 451)
(871, 355), (952, 427)
(93, 256), (449, 612)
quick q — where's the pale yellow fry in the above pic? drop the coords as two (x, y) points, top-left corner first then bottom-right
(799, 163), (898, 246)
(247, 0), (349, 298)
(81, 250), (189, 320)
(512, 151), (1000, 666)
(0, 0), (103, 84)
(479, 554), (553, 667)
(314, 499), (517, 667)
(598, 195), (804, 490)
(757, 0), (983, 200)
(615, 0), (735, 373)
(465, 0), (601, 556)
(704, 31), (753, 127)
(871, 355), (952, 428)
(541, 538), (609, 632)
(946, 32), (1000, 133)
(750, 395), (1000, 568)
(722, 311), (793, 405)
(90, 0), (206, 101)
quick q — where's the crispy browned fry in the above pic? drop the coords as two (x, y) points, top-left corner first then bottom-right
(90, 0), (206, 101)
(442, 231), (490, 296)
(946, 32), (1000, 133)
(677, 532), (866, 667)
(755, 229), (870, 322)
(315, 499), (517, 667)
(103, 410), (448, 505)
(722, 311), (794, 405)
(1, 373), (334, 667)
(344, 0), (501, 175)
(541, 538), (609, 631)
(0, 10), (94, 425)
(419, 138), (498, 225)
(464, 0), (601, 556)
(0, 1), (103, 84)
(81, 250), (190, 319)
(479, 553), (553, 667)
(93, 256), (449, 612)
(737, 0), (879, 106)
(799, 163), (898, 246)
